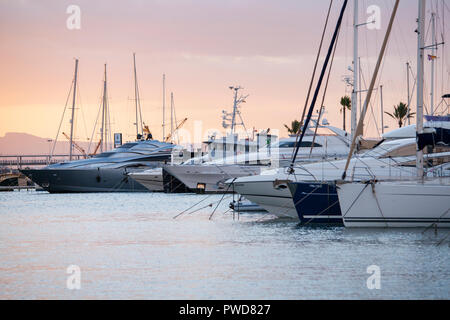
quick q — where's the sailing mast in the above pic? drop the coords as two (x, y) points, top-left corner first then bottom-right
(351, 0), (359, 140)
(100, 64), (108, 153)
(170, 92), (174, 144)
(380, 85), (384, 134)
(162, 74), (166, 141)
(69, 59), (79, 161)
(290, 0), (348, 169)
(430, 12), (436, 115)
(133, 53), (143, 139)
(341, 0), (400, 179)
(406, 62), (411, 125)
(416, 0), (426, 177)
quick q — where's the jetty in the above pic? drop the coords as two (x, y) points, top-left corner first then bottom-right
(0, 154), (84, 169)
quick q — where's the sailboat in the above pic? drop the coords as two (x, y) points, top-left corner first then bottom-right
(21, 56), (176, 193)
(228, 0), (352, 218)
(336, 0), (450, 228)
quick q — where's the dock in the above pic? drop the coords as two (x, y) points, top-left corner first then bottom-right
(0, 154), (84, 169)
(0, 154), (84, 191)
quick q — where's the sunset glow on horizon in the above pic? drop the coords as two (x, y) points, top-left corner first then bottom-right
(1, 0), (448, 146)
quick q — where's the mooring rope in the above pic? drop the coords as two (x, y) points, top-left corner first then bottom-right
(209, 178), (236, 220)
(423, 206), (450, 234)
(341, 182), (370, 218)
(370, 181), (389, 228)
(173, 193), (214, 219)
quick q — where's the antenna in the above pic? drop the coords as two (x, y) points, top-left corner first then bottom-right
(221, 86), (249, 137)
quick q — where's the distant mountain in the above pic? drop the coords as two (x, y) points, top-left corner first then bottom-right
(0, 132), (91, 155)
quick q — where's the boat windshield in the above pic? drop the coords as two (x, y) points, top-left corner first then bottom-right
(116, 143), (138, 149)
(93, 152), (114, 158)
(271, 141), (322, 148)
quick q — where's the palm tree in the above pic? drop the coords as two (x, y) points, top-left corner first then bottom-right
(385, 102), (415, 128)
(340, 96), (351, 131)
(284, 120), (301, 135)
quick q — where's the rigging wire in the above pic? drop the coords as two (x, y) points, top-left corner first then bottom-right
(51, 79), (74, 158)
(88, 72), (107, 154)
(88, 97), (102, 154)
(289, 0), (334, 161)
(341, 0), (400, 179)
(75, 81), (90, 143)
(309, 22), (342, 156)
(290, 0), (349, 169)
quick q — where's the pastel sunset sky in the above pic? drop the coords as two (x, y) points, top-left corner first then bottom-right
(0, 0), (448, 145)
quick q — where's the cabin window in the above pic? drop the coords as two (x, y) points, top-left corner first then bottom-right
(275, 141), (322, 148)
(117, 143), (138, 149)
(94, 152), (114, 158)
(299, 141), (322, 148)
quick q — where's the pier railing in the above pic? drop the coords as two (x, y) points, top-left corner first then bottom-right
(0, 154), (84, 169)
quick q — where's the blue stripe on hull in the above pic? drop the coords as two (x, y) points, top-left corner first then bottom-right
(289, 182), (343, 225)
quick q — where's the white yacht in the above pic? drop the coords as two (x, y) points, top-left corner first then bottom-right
(128, 167), (165, 192)
(230, 137), (449, 220)
(337, 177), (450, 228)
(336, 0), (450, 228)
(163, 124), (350, 193)
(127, 132), (268, 192)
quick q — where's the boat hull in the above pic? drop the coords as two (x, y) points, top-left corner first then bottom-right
(229, 199), (267, 213)
(232, 179), (298, 219)
(128, 169), (164, 192)
(337, 180), (450, 228)
(288, 181), (343, 225)
(21, 168), (149, 193)
(163, 164), (262, 193)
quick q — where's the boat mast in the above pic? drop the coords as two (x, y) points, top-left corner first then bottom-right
(406, 62), (411, 125)
(430, 12), (436, 115)
(380, 85), (384, 134)
(341, 0), (400, 179)
(170, 92), (174, 143)
(291, 0), (349, 169)
(133, 53), (141, 139)
(100, 64), (108, 152)
(69, 59), (79, 161)
(162, 74), (166, 141)
(351, 0), (358, 140)
(416, 0), (426, 177)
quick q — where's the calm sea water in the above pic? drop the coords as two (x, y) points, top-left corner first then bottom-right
(0, 190), (449, 299)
